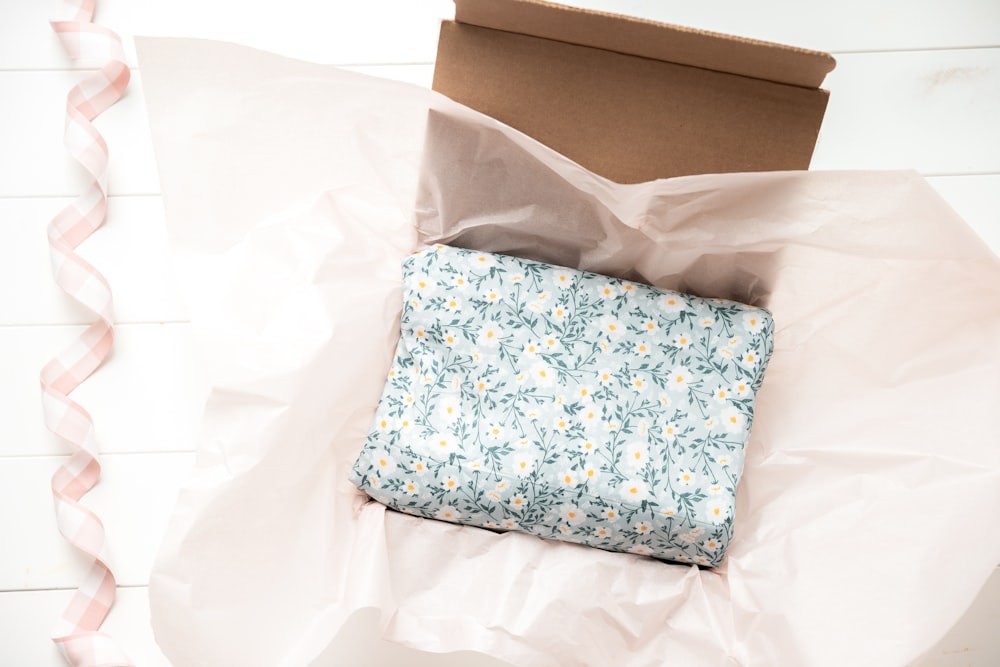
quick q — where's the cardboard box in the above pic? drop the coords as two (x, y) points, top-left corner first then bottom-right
(432, 0), (836, 183)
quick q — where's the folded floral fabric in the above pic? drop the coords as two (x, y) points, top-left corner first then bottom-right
(351, 244), (774, 565)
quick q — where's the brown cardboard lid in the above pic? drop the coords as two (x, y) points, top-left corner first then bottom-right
(432, 0), (837, 183)
(453, 0), (835, 88)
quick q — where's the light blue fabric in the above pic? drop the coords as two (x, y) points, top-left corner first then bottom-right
(351, 245), (774, 565)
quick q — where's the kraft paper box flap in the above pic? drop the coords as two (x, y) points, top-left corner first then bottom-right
(433, 0), (837, 183)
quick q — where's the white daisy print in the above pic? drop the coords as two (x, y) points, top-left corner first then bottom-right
(478, 325), (501, 347)
(659, 294), (685, 313)
(743, 312), (765, 333)
(675, 469), (696, 486)
(599, 316), (626, 339)
(624, 441), (649, 469)
(596, 283), (619, 299)
(522, 340), (542, 357)
(510, 452), (536, 477)
(530, 362), (556, 387)
(438, 397), (461, 422)
(441, 476), (460, 492)
(620, 479), (649, 502)
(435, 506), (461, 522)
(672, 332), (694, 349)
(472, 253), (494, 267)
(541, 335), (562, 351)
(402, 480), (419, 495)
(550, 305), (570, 321)
(667, 366), (694, 390)
(482, 285), (502, 303)
(561, 505), (586, 525)
(662, 421), (679, 441)
(577, 404), (601, 431)
(410, 273), (436, 294)
(720, 407), (745, 432)
(427, 433), (456, 455)
(371, 450), (395, 474)
(705, 498), (732, 524)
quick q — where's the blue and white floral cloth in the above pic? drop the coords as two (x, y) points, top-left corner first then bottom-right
(351, 245), (774, 566)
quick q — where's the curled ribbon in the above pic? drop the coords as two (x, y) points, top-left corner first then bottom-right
(41, 1), (133, 665)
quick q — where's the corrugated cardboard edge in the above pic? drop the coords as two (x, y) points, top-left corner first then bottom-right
(454, 0), (836, 88)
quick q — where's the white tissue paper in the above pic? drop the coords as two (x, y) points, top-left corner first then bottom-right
(136, 36), (1000, 667)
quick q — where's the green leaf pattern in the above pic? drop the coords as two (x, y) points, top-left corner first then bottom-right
(351, 245), (774, 566)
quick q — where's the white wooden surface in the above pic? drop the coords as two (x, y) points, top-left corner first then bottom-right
(2, 0), (998, 665)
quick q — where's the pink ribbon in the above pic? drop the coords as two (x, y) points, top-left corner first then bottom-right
(41, 1), (133, 665)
